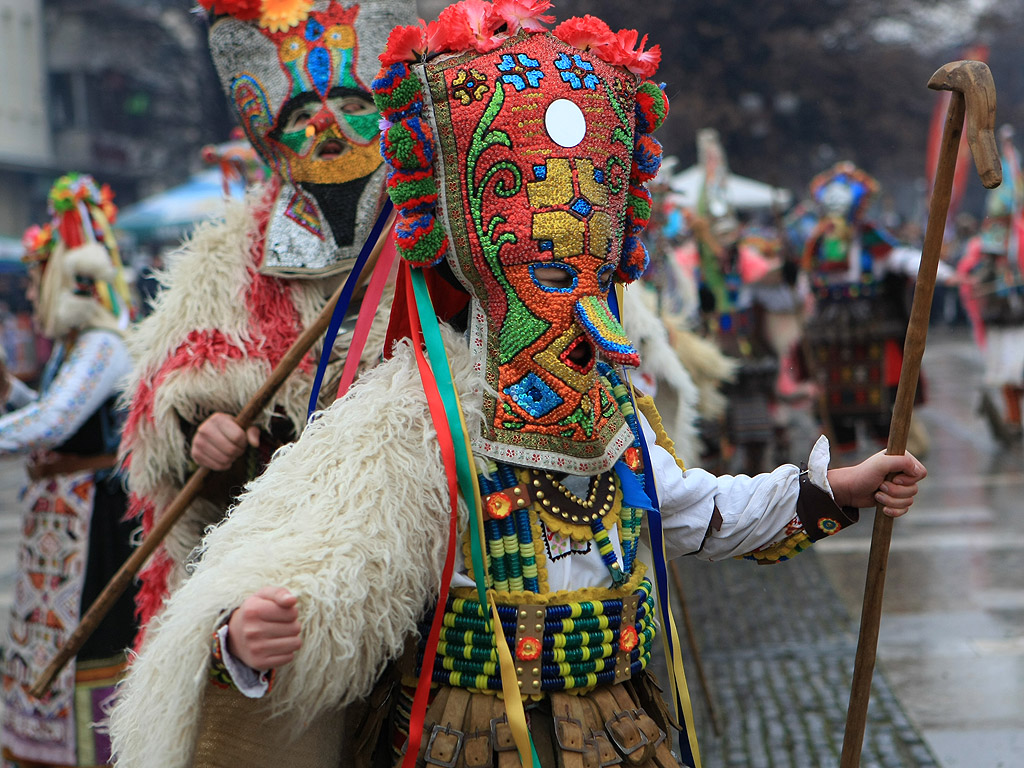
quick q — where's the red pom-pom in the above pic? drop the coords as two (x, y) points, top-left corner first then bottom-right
(553, 15), (615, 51)
(199, 0), (261, 21)
(380, 23), (429, 65)
(635, 82), (670, 133)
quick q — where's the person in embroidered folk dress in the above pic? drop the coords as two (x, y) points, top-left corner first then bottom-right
(109, 5), (928, 768)
(0, 176), (137, 768)
(958, 125), (1024, 441)
(119, 0), (417, 632)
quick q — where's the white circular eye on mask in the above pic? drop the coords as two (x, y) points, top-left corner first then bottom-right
(545, 99), (587, 148)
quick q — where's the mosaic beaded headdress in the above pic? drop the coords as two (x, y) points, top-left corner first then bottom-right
(203, 0), (416, 277)
(372, 2), (669, 475)
(803, 162), (895, 273)
(809, 161), (879, 223)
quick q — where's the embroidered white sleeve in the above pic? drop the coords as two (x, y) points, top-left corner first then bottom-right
(4, 377), (37, 410)
(0, 330), (131, 454)
(641, 414), (832, 561)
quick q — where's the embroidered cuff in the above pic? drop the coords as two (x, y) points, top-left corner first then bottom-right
(796, 465), (860, 542)
(210, 621), (273, 698)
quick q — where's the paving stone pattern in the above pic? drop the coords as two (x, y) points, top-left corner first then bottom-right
(669, 552), (941, 767)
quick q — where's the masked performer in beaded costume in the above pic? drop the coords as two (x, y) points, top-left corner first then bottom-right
(109, 5), (927, 768)
(675, 130), (783, 473)
(0, 176), (136, 768)
(119, 0), (416, 631)
(796, 162), (948, 454)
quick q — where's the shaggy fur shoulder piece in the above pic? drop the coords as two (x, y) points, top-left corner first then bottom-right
(119, 187), (392, 625)
(109, 328), (479, 768)
(666, 322), (738, 423)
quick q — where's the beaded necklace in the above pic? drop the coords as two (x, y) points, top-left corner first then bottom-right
(474, 364), (648, 591)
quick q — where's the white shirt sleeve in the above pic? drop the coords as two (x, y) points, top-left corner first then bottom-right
(641, 414), (834, 561)
(4, 377), (37, 410)
(0, 330), (131, 455)
(214, 623), (271, 698)
(887, 246), (955, 282)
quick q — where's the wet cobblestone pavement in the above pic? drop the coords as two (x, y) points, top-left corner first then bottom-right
(672, 553), (940, 767)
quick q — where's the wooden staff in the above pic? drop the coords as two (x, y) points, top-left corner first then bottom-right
(839, 61), (1000, 767)
(29, 209), (396, 699)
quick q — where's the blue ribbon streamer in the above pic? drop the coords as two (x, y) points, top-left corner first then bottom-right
(607, 287), (698, 768)
(613, 460), (655, 511)
(306, 199), (394, 420)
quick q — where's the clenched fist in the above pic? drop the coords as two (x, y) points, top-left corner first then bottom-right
(226, 587), (302, 671)
(191, 412), (260, 471)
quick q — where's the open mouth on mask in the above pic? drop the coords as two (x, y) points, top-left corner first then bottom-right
(562, 334), (595, 373)
(315, 138), (349, 160)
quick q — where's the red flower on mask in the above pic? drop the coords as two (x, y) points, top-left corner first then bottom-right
(553, 15), (615, 52)
(460, 0), (505, 52)
(493, 0), (554, 34)
(380, 22), (429, 65)
(431, 0), (503, 54)
(597, 28), (662, 79)
(198, 0), (261, 21)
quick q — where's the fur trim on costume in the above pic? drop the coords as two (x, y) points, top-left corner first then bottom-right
(119, 185), (393, 625)
(62, 242), (117, 283)
(37, 242), (123, 339)
(620, 286), (701, 464)
(109, 327), (480, 768)
(665, 322), (737, 422)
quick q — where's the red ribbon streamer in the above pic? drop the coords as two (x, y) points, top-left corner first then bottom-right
(399, 262), (461, 768)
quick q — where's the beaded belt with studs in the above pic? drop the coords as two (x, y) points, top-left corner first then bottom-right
(417, 578), (656, 695)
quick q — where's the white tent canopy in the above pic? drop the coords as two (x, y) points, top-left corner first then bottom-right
(668, 164), (792, 211)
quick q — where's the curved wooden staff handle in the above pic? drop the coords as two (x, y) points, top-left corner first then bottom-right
(28, 209), (396, 699)
(840, 60), (1000, 767)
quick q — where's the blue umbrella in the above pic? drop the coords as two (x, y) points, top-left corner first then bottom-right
(116, 169), (247, 244)
(0, 236), (25, 273)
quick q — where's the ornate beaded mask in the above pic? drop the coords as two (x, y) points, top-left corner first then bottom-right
(207, 0), (416, 276)
(806, 162), (881, 272)
(373, 6), (668, 474)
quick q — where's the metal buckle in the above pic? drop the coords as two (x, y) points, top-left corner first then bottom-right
(489, 715), (516, 752)
(424, 723), (465, 768)
(633, 708), (666, 749)
(554, 714), (586, 753)
(605, 710), (649, 756)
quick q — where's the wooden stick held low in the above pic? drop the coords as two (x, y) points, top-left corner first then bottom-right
(839, 60), (1000, 767)
(29, 210), (396, 699)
